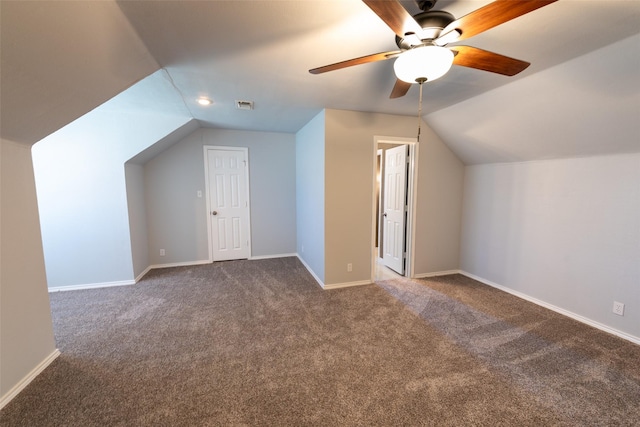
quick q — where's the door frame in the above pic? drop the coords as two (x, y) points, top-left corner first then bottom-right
(371, 136), (418, 280)
(203, 145), (252, 262)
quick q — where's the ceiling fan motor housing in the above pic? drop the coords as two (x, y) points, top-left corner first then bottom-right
(395, 10), (455, 50)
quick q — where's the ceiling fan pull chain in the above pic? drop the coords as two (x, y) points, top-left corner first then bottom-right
(417, 78), (426, 142)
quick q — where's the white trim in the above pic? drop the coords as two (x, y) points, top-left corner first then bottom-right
(49, 260), (212, 291)
(376, 148), (384, 259)
(203, 145), (214, 262)
(250, 253), (297, 260)
(406, 142), (418, 278)
(0, 349), (60, 410)
(296, 254), (325, 289)
(135, 265), (152, 283)
(459, 270), (640, 346)
(323, 280), (372, 290)
(414, 269), (460, 279)
(148, 259), (211, 270)
(48, 280), (134, 292)
(203, 145), (252, 262)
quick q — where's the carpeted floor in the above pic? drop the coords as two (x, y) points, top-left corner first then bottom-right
(1, 257), (639, 426)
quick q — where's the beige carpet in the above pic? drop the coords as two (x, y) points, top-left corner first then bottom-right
(1, 257), (639, 426)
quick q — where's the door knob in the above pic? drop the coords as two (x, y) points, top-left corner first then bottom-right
(211, 211), (218, 215)
(383, 212), (387, 217)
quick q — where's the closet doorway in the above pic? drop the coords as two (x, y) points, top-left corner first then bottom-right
(372, 136), (418, 281)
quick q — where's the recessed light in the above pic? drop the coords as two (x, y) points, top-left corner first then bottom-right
(197, 97), (212, 106)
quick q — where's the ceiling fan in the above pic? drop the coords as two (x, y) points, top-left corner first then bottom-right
(309, 0), (558, 98)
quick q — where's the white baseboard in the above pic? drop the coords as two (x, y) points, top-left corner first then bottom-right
(135, 265), (153, 283)
(0, 349), (60, 410)
(459, 270), (640, 346)
(296, 255), (325, 289)
(295, 254), (371, 290)
(48, 280), (134, 292)
(414, 269), (460, 279)
(323, 280), (373, 290)
(148, 259), (211, 270)
(250, 253), (297, 260)
(295, 255), (373, 290)
(50, 257), (300, 291)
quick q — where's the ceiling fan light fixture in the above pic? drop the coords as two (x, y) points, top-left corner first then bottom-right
(394, 45), (454, 84)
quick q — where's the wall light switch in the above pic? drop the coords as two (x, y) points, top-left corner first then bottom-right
(197, 190), (202, 198)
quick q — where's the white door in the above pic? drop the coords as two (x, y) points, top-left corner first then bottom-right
(206, 147), (251, 261)
(383, 145), (408, 274)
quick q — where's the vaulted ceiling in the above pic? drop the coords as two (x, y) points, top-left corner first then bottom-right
(2, 0), (639, 163)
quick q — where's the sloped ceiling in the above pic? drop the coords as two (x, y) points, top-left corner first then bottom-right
(0, 0), (159, 145)
(115, 0), (640, 137)
(2, 0), (639, 163)
(426, 34), (640, 164)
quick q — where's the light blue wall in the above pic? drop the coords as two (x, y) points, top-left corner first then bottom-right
(144, 127), (297, 265)
(32, 71), (192, 288)
(295, 111), (325, 283)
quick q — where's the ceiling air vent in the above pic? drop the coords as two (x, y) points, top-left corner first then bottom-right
(236, 100), (254, 110)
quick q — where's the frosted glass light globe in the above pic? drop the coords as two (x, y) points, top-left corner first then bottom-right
(394, 46), (454, 83)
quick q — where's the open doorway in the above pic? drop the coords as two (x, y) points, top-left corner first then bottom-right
(371, 136), (418, 282)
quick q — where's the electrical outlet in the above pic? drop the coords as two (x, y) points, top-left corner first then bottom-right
(160, 249), (166, 256)
(347, 263), (352, 272)
(301, 245), (304, 253)
(613, 301), (625, 316)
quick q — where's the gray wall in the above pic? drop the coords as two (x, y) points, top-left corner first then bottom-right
(413, 123), (464, 274)
(125, 163), (149, 279)
(0, 1), (160, 402)
(144, 127), (297, 266)
(295, 111), (326, 283)
(1, 139), (57, 403)
(324, 109), (464, 286)
(461, 154), (640, 340)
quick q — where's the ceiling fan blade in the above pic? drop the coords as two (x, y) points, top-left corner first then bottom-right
(363, 0), (423, 39)
(437, 0), (558, 44)
(451, 46), (530, 76)
(309, 50), (400, 74)
(390, 79), (411, 99)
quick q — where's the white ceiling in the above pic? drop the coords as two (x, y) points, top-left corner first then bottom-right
(2, 0), (639, 163)
(115, 0), (640, 131)
(0, 0), (159, 144)
(428, 34), (640, 164)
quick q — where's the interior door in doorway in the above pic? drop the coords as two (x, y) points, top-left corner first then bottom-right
(206, 147), (251, 261)
(382, 145), (408, 275)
